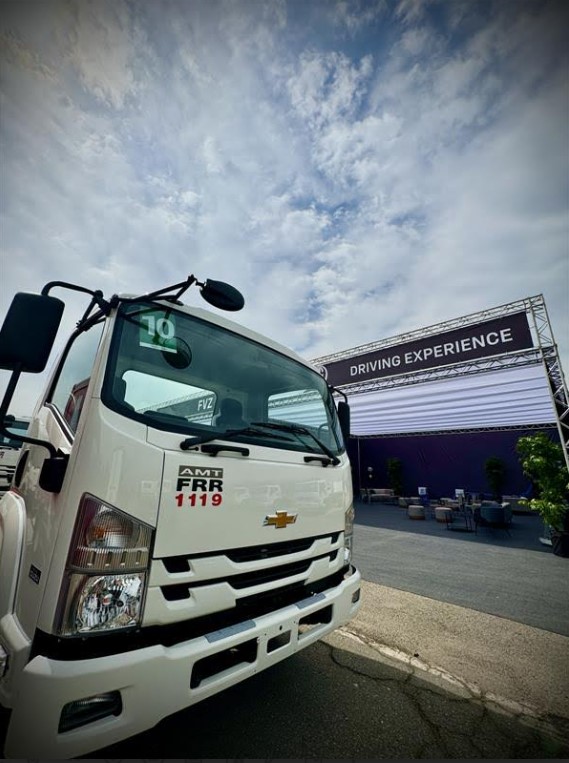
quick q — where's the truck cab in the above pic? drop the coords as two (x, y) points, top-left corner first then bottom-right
(0, 276), (360, 757)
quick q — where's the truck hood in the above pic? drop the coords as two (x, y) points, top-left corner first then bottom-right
(150, 429), (351, 558)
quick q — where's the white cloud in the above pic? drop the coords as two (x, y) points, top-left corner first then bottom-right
(395, 0), (434, 25)
(66, 0), (142, 110)
(287, 51), (373, 130)
(329, 0), (386, 35)
(1, 0), (567, 419)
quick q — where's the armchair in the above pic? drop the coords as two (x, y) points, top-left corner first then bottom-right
(473, 503), (512, 537)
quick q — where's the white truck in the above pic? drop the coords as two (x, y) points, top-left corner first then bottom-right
(0, 274), (361, 758)
(0, 416), (30, 497)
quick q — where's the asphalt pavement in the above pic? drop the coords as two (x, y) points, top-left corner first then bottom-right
(353, 501), (569, 636)
(85, 578), (569, 759)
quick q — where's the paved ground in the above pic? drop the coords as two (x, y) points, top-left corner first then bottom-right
(346, 580), (569, 734)
(85, 579), (569, 759)
(353, 501), (569, 636)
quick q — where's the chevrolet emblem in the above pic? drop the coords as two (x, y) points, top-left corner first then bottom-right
(264, 510), (297, 529)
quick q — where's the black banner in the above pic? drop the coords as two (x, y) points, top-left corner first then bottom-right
(324, 312), (533, 386)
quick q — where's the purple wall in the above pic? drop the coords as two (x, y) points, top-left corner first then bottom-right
(348, 426), (559, 499)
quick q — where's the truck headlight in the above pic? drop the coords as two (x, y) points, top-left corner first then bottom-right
(344, 504), (355, 565)
(55, 494), (153, 636)
(59, 572), (146, 634)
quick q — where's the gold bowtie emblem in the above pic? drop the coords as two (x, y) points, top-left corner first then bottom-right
(264, 510), (297, 529)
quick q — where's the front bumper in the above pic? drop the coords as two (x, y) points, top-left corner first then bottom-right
(3, 566), (361, 758)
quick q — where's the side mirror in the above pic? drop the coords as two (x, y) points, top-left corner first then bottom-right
(0, 293), (65, 372)
(200, 280), (245, 312)
(338, 400), (350, 441)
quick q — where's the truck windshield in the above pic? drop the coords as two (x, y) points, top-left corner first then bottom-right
(103, 301), (345, 456)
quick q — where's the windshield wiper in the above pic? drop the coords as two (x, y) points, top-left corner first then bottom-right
(181, 423), (340, 466)
(250, 421), (340, 466)
(180, 426), (290, 450)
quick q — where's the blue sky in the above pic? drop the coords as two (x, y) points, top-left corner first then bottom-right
(1, 0), (568, 416)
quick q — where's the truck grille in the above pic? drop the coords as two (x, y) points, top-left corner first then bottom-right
(161, 531), (340, 572)
(145, 530), (345, 628)
(161, 551), (338, 601)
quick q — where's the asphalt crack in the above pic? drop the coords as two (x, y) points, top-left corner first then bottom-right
(325, 625), (569, 755)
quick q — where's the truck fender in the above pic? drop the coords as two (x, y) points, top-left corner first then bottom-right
(0, 491), (26, 619)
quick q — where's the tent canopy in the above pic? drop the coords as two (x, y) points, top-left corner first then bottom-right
(349, 364), (557, 437)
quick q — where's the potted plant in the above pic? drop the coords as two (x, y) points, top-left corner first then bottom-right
(484, 456), (506, 502)
(516, 433), (569, 557)
(386, 457), (404, 497)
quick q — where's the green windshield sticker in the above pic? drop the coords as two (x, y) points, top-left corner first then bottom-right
(139, 311), (177, 353)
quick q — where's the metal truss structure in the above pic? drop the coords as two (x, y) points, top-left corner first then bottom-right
(356, 422), (558, 439)
(313, 295), (569, 470)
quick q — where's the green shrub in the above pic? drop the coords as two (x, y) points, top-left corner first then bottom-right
(516, 433), (569, 531)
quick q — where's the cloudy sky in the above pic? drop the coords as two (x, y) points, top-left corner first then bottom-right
(1, 0), (568, 417)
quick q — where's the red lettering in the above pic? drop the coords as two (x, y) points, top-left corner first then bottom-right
(175, 493), (224, 508)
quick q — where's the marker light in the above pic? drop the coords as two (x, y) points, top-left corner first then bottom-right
(55, 494), (153, 636)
